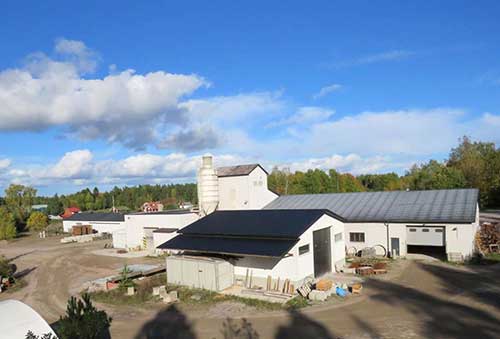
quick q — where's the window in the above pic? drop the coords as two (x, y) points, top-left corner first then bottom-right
(350, 232), (365, 242)
(422, 229), (430, 232)
(299, 244), (310, 255)
(409, 228), (417, 232)
(435, 229), (443, 233)
(334, 233), (343, 242)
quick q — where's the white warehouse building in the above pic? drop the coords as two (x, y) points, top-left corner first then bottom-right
(159, 209), (346, 288)
(265, 189), (479, 261)
(159, 156), (480, 289)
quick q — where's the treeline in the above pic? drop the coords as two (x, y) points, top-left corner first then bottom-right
(33, 184), (198, 215)
(269, 137), (500, 207)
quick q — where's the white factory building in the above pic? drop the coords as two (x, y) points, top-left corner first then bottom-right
(159, 156), (480, 289)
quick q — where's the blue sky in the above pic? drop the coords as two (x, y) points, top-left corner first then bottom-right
(1, 1), (499, 195)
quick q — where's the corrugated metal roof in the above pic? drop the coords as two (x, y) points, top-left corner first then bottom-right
(179, 209), (343, 239)
(265, 189), (478, 223)
(217, 164), (267, 177)
(66, 212), (125, 222)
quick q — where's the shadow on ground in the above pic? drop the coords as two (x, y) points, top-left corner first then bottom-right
(134, 304), (196, 339)
(275, 309), (340, 339)
(131, 262), (500, 339)
(418, 261), (500, 311)
(366, 262), (500, 339)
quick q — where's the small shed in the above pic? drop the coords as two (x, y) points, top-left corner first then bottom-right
(166, 255), (234, 291)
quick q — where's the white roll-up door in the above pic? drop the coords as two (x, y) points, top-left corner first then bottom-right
(407, 226), (445, 246)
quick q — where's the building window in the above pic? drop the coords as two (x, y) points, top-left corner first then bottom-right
(350, 232), (365, 242)
(334, 233), (343, 242)
(435, 229), (443, 233)
(299, 244), (310, 255)
(422, 229), (430, 232)
(409, 228), (416, 232)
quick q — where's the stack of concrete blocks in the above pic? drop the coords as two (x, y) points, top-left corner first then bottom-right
(127, 287), (135, 296)
(153, 285), (178, 304)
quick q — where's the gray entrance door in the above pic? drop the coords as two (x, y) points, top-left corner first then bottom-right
(313, 228), (332, 277)
(391, 237), (400, 256)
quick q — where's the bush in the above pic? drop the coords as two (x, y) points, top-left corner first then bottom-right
(0, 255), (13, 277)
(56, 293), (112, 339)
(27, 211), (49, 232)
(0, 207), (16, 240)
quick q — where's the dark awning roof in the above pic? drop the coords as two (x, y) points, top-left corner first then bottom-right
(180, 209), (343, 239)
(265, 189), (478, 224)
(66, 212), (125, 222)
(158, 234), (298, 257)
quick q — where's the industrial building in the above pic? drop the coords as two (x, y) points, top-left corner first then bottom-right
(63, 212), (125, 234)
(159, 209), (346, 289)
(265, 189), (479, 261)
(159, 156), (480, 289)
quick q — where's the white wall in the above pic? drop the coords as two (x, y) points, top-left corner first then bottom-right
(344, 219), (478, 260)
(233, 214), (345, 286)
(218, 167), (278, 210)
(63, 219), (125, 234)
(120, 212), (199, 250)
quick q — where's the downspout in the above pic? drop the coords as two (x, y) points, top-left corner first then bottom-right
(384, 222), (390, 257)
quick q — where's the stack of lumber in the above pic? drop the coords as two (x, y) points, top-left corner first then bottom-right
(478, 223), (499, 253)
(356, 266), (374, 276)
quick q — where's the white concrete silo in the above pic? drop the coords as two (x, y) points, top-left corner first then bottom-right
(197, 156), (219, 216)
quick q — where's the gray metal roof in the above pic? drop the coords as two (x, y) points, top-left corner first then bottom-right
(217, 164), (267, 177)
(66, 212), (125, 222)
(265, 189), (478, 223)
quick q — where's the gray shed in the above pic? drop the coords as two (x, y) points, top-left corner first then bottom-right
(166, 255), (234, 291)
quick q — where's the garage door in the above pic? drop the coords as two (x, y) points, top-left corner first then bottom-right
(406, 226), (444, 246)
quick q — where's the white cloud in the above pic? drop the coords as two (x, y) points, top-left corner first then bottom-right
(313, 84), (342, 99)
(283, 154), (411, 175)
(0, 39), (207, 149)
(267, 106), (334, 128)
(332, 50), (415, 68)
(294, 108), (469, 156)
(0, 159), (11, 170)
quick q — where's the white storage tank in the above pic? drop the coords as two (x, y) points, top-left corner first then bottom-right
(197, 156), (219, 216)
(166, 255), (234, 291)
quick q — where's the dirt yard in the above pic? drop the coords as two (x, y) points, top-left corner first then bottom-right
(2, 234), (500, 339)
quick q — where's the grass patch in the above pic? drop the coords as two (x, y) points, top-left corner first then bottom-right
(285, 296), (309, 309)
(167, 285), (283, 310)
(467, 253), (500, 265)
(90, 275), (286, 311)
(89, 273), (167, 306)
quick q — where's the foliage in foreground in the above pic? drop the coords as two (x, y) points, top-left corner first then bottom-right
(56, 293), (112, 339)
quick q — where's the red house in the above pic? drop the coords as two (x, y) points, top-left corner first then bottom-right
(60, 207), (81, 219)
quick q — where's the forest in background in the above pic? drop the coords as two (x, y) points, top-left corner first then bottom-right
(0, 136), (499, 238)
(268, 137), (500, 208)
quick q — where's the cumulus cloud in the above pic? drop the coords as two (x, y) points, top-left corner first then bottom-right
(4, 149), (253, 188)
(313, 84), (342, 99)
(158, 126), (222, 152)
(0, 39), (207, 149)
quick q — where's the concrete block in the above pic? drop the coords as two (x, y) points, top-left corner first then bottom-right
(152, 286), (161, 296)
(308, 290), (327, 302)
(127, 287), (135, 296)
(168, 290), (178, 302)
